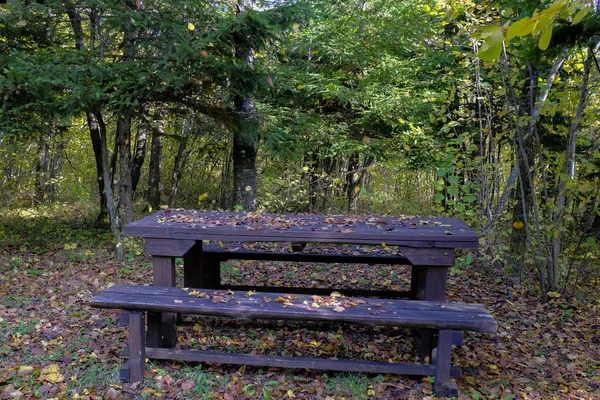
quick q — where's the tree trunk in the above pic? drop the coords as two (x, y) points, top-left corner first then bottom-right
(88, 111), (108, 224)
(308, 153), (319, 213)
(550, 45), (594, 291)
(97, 112), (124, 260)
(35, 133), (50, 205)
(231, 0), (258, 211)
(48, 135), (64, 202)
(117, 109), (134, 225)
(147, 106), (165, 210)
(116, 18), (137, 225)
(67, 2), (109, 223)
(131, 105), (149, 193)
(507, 63), (539, 278)
(347, 151), (360, 213)
(169, 120), (199, 207)
(231, 125), (258, 211)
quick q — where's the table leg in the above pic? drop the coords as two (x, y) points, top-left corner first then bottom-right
(148, 256), (177, 348)
(411, 265), (449, 361)
(183, 242), (221, 289)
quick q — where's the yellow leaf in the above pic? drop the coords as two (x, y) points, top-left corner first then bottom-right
(513, 221), (525, 229)
(538, 26), (553, 50)
(292, 23), (301, 31)
(41, 364), (62, 383)
(187, 22), (195, 31)
(506, 17), (534, 42)
(287, 389), (296, 398)
(547, 291), (561, 298)
(478, 25), (504, 61)
(403, 143), (411, 151)
(296, 84), (304, 89)
(160, 205), (169, 209)
(198, 193), (208, 201)
(572, 6), (590, 25)
(18, 366), (34, 376)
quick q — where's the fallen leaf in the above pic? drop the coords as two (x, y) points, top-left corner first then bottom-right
(18, 366), (34, 376)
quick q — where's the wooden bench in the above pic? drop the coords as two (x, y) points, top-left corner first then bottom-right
(89, 285), (497, 398)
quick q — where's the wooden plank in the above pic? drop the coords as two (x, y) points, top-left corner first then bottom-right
(291, 242), (307, 252)
(129, 312), (146, 382)
(145, 238), (196, 257)
(204, 247), (411, 265)
(124, 211), (479, 248)
(221, 285), (412, 299)
(400, 247), (454, 267)
(90, 286), (497, 333)
(434, 330), (458, 398)
(149, 257), (177, 348)
(183, 242), (221, 289)
(145, 347), (462, 377)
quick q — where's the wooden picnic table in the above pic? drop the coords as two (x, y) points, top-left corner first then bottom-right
(125, 209), (479, 352)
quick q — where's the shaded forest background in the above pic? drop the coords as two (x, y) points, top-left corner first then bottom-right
(1, 0), (600, 296)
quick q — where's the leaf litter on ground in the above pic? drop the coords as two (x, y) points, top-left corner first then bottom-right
(0, 211), (599, 399)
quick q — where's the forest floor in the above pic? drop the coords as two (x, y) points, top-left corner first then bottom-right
(0, 206), (599, 399)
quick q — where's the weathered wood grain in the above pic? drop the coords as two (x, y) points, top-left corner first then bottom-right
(90, 285), (497, 334)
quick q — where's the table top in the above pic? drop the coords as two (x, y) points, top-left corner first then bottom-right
(125, 210), (479, 249)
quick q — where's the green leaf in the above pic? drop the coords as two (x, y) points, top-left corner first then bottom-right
(478, 44), (502, 62)
(572, 6), (590, 25)
(434, 193), (445, 201)
(478, 26), (504, 61)
(506, 17), (534, 43)
(538, 26), (553, 50)
(532, 12), (552, 35)
(463, 195), (477, 203)
(436, 168), (446, 177)
(447, 186), (459, 195)
(586, 237), (596, 247)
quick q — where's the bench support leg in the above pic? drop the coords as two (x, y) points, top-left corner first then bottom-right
(128, 312), (146, 382)
(148, 257), (177, 348)
(433, 330), (458, 398)
(184, 243), (221, 289)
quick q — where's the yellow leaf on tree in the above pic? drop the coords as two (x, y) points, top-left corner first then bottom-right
(513, 221), (525, 229)
(572, 6), (590, 26)
(506, 17), (534, 42)
(538, 26), (553, 51)
(187, 22), (195, 31)
(292, 23), (301, 31)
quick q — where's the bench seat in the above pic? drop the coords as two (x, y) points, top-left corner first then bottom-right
(90, 284), (496, 397)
